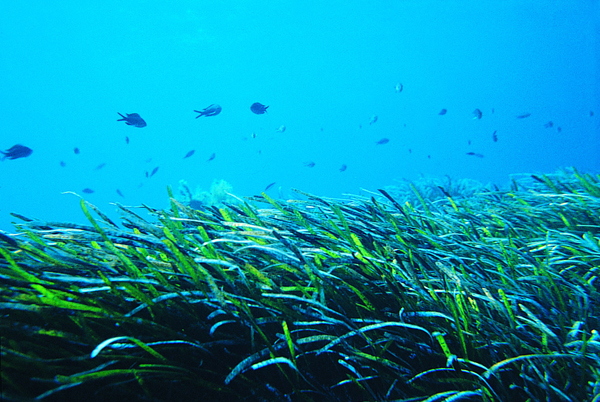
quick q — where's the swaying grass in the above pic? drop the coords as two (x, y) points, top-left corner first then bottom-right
(1, 168), (599, 401)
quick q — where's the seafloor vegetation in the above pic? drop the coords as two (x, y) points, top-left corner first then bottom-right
(1, 168), (599, 401)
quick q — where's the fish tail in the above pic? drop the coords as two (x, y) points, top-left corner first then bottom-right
(117, 112), (126, 121)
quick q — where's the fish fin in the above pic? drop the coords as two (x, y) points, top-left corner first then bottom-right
(117, 112), (126, 121)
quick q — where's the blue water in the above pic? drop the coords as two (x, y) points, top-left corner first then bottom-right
(0, 1), (598, 231)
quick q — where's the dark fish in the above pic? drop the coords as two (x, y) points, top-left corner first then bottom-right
(183, 150), (195, 159)
(1, 144), (32, 161)
(265, 182), (276, 191)
(250, 102), (269, 114)
(117, 112), (146, 128)
(74, 147), (80, 154)
(304, 161), (315, 168)
(427, 155), (431, 159)
(149, 166), (159, 177)
(468, 140), (471, 145)
(116, 189), (124, 198)
(544, 121), (553, 128)
(516, 113), (531, 119)
(60, 161), (66, 167)
(207, 153), (215, 162)
(95, 163), (106, 170)
(472, 109), (482, 119)
(369, 115), (378, 125)
(376, 138), (389, 145)
(466, 152), (484, 158)
(438, 109), (447, 115)
(339, 164), (347, 172)
(145, 171), (149, 178)
(125, 136), (130, 144)
(557, 126), (562, 133)
(82, 188), (94, 194)
(492, 130), (498, 142)
(590, 111), (594, 117)
(194, 104), (222, 118)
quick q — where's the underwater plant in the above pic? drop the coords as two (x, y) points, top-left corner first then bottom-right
(0, 168), (599, 401)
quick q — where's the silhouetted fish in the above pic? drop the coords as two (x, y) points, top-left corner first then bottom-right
(250, 102), (269, 114)
(207, 153), (215, 162)
(60, 161), (66, 167)
(184, 150), (195, 159)
(376, 138), (389, 145)
(194, 104), (221, 118)
(466, 152), (484, 158)
(95, 163), (106, 170)
(438, 109), (447, 115)
(304, 161), (315, 168)
(265, 182), (276, 191)
(126, 136), (130, 144)
(150, 166), (159, 177)
(544, 121), (553, 128)
(339, 164), (347, 172)
(74, 147), (80, 154)
(492, 130), (498, 142)
(117, 113), (146, 128)
(82, 188), (94, 194)
(1, 144), (32, 160)
(557, 127), (562, 133)
(472, 109), (482, 119)
(116, 189), (124, 198)
(369, 115), (378, 125)
(516, 113), (531, 119)
(395, 83), (403, 93)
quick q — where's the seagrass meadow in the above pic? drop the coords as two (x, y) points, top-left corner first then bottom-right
(1, 169), (599, 402)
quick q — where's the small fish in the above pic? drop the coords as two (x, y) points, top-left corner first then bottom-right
(276, 125), (286, 133)
(116, 189), (124, 198)
(304, 161), (315, 168)
(557, 126), (562, 133)
(60, 161), (66, 167)
(408, 149), (412, 153)
(339, 164), (347, 172)
(516, 113), (531, 119)
(207, 153), (215, 162)
(492, 130), (498, 142)
(427, 155), (431, 159)
(194, 104), (222, 118)
(376, 138), (389, 145)
(544, 121), (553, 128)
(82, 188), (95, 194)
(265, 182), (276, 191)
(183, 150), (195, 159)
(466, 152), (484, 158)
(145, 171), (149, 178)
(1, 144), (33, 161)
(74, 147), (80, 154)
(369, 115), (378, 125)
(468, 140), (471, 145)
(472, 109), (482, 119)
(125, 136), (130, 144)
(438, 109), (447, 115)
(250, 102), (269, 114)
(251, 132), (256, 139)
(117, 112), (146, 128)
(95, 163), (106, 170)
(590, 111), (594, 117)
(149, 166), (159, 177)
(395, 83), (403, 93)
